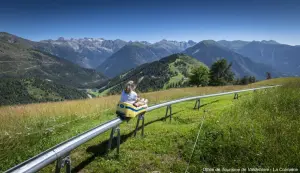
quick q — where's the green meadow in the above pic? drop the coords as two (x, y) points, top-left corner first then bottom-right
(0, 77), (299, 172)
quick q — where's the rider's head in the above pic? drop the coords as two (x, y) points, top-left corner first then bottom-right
(124, 80), (136, 94)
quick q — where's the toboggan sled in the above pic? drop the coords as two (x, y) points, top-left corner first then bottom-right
(116, 102), (147, 118)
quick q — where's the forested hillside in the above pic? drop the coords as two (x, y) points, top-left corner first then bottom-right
(0, 78), (88, 106)
(98, 53), (206, 95)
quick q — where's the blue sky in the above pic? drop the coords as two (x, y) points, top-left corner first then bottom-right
(1, 0), (300, 45)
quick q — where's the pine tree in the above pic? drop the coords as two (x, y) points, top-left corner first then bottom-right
(266, 72), (272, 79)
(189, 65), (210, 87)
(209, 59), (234, 86)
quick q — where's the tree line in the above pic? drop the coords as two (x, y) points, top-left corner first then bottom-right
(189, 59), (272, 87)
(101, 58), (273, 96)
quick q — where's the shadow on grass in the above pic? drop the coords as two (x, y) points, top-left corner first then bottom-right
(199, 100), (219, 108)
(72, 111), (182, 172)
(72, 99), (219, 172)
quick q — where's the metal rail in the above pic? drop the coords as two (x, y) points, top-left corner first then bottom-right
(146, 85), (280, 111)
(5, 85), (280, 173)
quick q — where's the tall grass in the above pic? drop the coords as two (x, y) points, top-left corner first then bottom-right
(184, 79), (300, 172)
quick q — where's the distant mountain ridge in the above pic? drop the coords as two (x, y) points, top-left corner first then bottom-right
(152, 39), (197, 52)
(98, 39), (285, 79)
(261, 40), (280, 44)
(184, 40), (280, 79)
(1, 32), (297, 81)
(96, 40), (197, 77)
(38, 37), (127, 68)
(236, 41), (300, 76)
(35, 34), (298, 78)
(217, 40), (280, 51)
(37, 38), (197, 69)
(217, 40), (250, 51)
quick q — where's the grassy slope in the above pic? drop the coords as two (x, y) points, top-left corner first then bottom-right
(185, 79), (300, 171)
(164, 57), (196, 89)
(87, 89), (101, 97)
(163, 61), (183, 89)
(69, 93), (244, 173)
(165, 55), (207, 88)
(0, 77), (298, 172)
(165, 55), (206, 88)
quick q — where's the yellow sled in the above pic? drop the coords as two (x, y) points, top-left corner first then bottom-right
(116, 102), (147, 118)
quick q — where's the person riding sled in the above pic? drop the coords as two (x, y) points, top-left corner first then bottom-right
(120, 80), (148, 107)
(116, 80), (148, 119)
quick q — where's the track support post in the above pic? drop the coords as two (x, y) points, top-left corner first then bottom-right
(164, 105), (172, 122)
(55, 155), (71, 173)
(107, 126), (121, 155)
(234, 93), (239, 99)
(194, 99), (201, 110)
(134, 114), (145, 137)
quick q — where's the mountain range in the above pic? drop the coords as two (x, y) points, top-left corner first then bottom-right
(2, 31), (299, 105)
(217, 40), (250, 51)
(37, 37), (127, 68)
(236, 41), (300, 76)
(1, 32), (299, 87)
(0, 32), (107, 88)
(97, 40), (281, 79)
(96, 40), (196, 77)
(25, 34), (299, 79)
(37, 38), (196, 70)
(184, 40), (280, 79)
